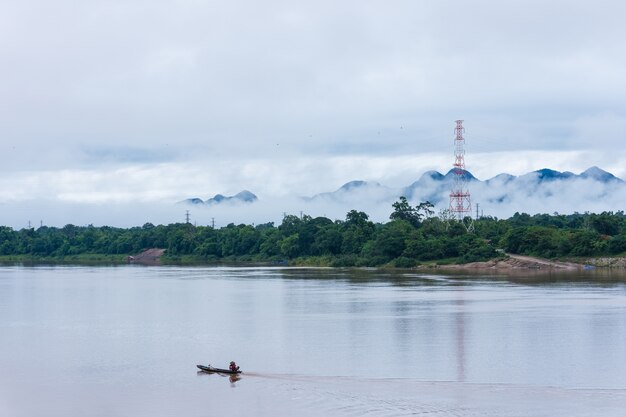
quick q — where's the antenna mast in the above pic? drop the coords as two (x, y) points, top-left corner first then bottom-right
(449, 120), (473, 229)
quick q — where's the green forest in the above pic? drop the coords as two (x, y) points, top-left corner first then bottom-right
(1, 197), (626, 266)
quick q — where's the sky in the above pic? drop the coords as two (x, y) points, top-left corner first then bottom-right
(1, 0), (626, 228)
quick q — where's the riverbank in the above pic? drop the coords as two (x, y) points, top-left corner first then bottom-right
(0, 253), (128, 265)
(435, 253), (584, 271)
(2, 249), (624, 271)
(581, 256), (626, 268)
(128, 248), (165, 265)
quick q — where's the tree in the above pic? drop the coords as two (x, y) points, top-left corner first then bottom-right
(279, 215), (302, 236)
(345, 210), (370, 227)
(390, 197), (433, 227)
(311, 224), (342, 255)
(259, 228), (281, 257)
(279, 234), (300, 258)
(589, 212), (621, 236)
(341, 211), (374, 254)
(371, 220), (413, 259)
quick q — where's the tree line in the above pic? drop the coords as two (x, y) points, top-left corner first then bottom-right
(1, 199), (626, 266)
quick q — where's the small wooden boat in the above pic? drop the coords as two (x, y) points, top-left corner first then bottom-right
(197, 364), (242, 374)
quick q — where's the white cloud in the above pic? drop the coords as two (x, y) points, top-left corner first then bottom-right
(1, 151), (625, 229)
(0, 150), (622, 204)
(1, 0), (626, 226)
(6, 173), (626, 230)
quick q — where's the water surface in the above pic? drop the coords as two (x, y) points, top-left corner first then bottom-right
(1, 266), (625, 416)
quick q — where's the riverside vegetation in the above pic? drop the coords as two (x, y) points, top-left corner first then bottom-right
(1, 198), (626, 267)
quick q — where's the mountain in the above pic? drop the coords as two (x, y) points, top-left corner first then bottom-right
(401, 169), (478, 205)
(180, 190), (258, 206)
(518, 168), (575, 183)
(183, 198), (205, 205)
(579, 166), (623, 183)
(421, 170), (445, 181)
(301, 167), (625, 208)
(485, 173), (516, 185)
(338, 180), (370, 191)
(206, 190), (258, 205)
(177, 167), (624, 218)
(305, 180), (397, 203)
(444, 168), (477, 182)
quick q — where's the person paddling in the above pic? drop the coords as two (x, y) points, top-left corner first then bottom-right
(229, 361), (240, 372)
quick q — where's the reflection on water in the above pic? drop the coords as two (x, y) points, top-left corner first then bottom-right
(0, 265), (625, 416)
(455, 289), (466, 383)
(196, 369), (241, 385)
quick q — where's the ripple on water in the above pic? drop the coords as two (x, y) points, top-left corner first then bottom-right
(240, 374), (626, 417)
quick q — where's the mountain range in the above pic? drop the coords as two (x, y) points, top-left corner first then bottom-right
(180, 167), (624, 214)
(305, 166), (623, 206)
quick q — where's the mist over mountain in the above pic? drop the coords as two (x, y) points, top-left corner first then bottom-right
(178, 166), (626, 225)
(179, 190), (258, 206)
(12, 166), (619, 230)
(304, 166), (624, 213)
(303, 180), (398, 204)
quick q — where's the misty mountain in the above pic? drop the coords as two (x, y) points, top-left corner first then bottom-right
(305, 168), (480, 206)
(402, 169), (479, 204)
(180, 190), (258, 206)
(305, 180), (397, 203)
(304, 166), (624, 210)
(177, 167), (624, 222)
(579, 166), (622, 182)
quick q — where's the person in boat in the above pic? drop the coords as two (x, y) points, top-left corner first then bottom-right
(229, 361), (240, 372)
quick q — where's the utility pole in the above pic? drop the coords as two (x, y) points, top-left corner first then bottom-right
(185, 210), (190, 224)
(476, 203), (480, 220)
(211, 217), (215, 228)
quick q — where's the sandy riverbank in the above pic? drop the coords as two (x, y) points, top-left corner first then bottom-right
(128, 248), (166, 265)
(129, 248), (626, 272)
(435, 253), (584, 271)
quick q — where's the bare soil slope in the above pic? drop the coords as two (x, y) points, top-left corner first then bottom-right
(128, 248), (165, 265)
(439, 253), (583, 271)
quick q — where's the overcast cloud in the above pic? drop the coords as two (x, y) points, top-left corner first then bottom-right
(1, 0), (626, 227)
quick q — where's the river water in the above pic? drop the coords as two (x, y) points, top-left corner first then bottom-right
(1, 266), (625, 416)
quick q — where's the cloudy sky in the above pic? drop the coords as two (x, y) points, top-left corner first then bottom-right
(1, 0), (626, 227)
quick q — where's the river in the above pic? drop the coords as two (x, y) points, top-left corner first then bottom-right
(1, 265), (625, 416)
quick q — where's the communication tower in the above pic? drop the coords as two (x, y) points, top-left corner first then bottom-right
(449, 120), (473, 230)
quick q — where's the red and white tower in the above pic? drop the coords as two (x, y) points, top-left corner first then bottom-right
(449, 120), (472, 221)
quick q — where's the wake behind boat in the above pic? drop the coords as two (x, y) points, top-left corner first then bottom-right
(197, 364), (242, 374)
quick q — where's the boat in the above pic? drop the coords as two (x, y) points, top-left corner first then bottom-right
(197, 364), (242, 374)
